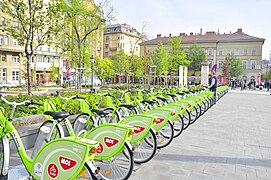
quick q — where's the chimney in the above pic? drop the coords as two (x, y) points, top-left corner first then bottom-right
(169, 33), (172, 37)
(200, 28), (202, 35)
(157, 34), (161, 38)
(237, 28), (242, 33)
(190, 32), (193, 36)
(179, 33), (186, 36)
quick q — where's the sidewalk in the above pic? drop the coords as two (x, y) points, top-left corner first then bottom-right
(130, 90), (271, 180)
(9, 89), (271, 179)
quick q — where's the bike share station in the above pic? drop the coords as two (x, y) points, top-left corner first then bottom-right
(5, 63), (227, 179)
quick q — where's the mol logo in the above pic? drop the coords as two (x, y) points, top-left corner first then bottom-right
(97, 143), (104, 154)
(59, 156), (77, 171)
(134, 126), (145, 134)
(155, 118), (164, 125)
(104, 137), (119, 148)
(47, 163), (58, 179)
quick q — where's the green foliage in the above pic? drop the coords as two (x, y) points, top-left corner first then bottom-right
(49, 63), (59, 82)
(111, 49), (129, 75)
(129, 55), (144, 78)
(227, 54), (243, 77)
(152, 42), (168, 75)
(94, 56), (113, 80)
(168, 36), (189, 72)
(187, 44), (206, 73)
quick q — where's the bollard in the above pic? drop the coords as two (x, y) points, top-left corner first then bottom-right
(31, 126), (51, 158)
(73, 117), (87, 135)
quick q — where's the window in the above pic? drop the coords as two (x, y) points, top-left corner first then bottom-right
(104, 52), (109, 57)
(217, 60), (223, 69)
(208, 49), (213, 56)
(0, 35), (3, 45)
(252, 48), (256, 55)
(4, 36), (8, 45)
(243, 48), (247, 55)
(39, 46), (42, 51)
(1, 53), (6, 62)
(242, 60), (248, 69)
(227, 49), (231, 55)
(48, 45), (50, 52)
(0, 68), (6, 81)
(251, 60), (256, 69)
(234, 48), (239, 55)
(218, 48), (223, 56)
(105, 44), (109, 49)
(0, 17), (5, 26)
(12, 38), (18, 46)
(12, 69), (19, 81)
(12, 55), (20, 63)
(105, 36), (109, 41)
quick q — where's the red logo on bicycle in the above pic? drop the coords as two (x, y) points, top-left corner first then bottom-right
(97, 143), (104, 154)
(59, 156), (77, 171)
(104, 137), (119, 147)
(155, 118), (164, 124)
(48, 163), (58, 178)
(134, 126), (145, 134)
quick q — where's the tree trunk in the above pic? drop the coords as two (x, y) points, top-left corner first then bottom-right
(27, 54), (32, 95)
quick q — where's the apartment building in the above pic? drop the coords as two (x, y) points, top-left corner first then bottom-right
(140, 28), (265, 81)
(103, 23), (141, 57)
(0, 12), (24, 86)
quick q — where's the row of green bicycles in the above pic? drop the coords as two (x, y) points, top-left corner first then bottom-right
(0, 85), (228, 180)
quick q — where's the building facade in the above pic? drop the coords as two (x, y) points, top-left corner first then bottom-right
(140, 28), (265, 82)
(103, 23), (141, 57)
(0, 11), (24, 86)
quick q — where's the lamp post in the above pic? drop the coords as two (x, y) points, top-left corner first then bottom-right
(90, 55), (94, 91)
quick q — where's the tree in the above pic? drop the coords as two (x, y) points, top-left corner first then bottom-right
(152, 42), (168, 85)
(49, 63), (60, 84)
(168, 36), (189, 85)
(1, 0), (62, 94)
(94, 56), (113, 85)
(187, 44), (206, 75)
(111, 49), (129, 84)
(58, 0), (113, 91)
(227, 54), (243, 78)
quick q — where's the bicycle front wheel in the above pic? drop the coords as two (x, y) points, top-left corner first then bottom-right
(172, 115), (184, 138)
(75, 162), (96, 180)
(39, 120), (61, 140)
(95, 142), (134, 180)
(0, 137), (8, 180)
(156, 121), (174, 149)
(133, 129), (157, 164)
(182, 109), (191, 130)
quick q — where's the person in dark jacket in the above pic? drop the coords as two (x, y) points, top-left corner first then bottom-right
(210, 72), (218, 104)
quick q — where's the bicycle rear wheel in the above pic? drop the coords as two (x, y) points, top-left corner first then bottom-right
(156, 121), (174, 149)
(190, 106), (198, 124)
(95, 142), (134, 180)
(132, 129), (157, 164)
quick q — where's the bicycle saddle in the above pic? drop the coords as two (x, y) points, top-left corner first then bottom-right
(167, 94), (177, 98)
(91, 109), (110, 116)
(44, 111), (70, 120)
(141, 100), (156, 105)
(156, 96), (168, 102)
(119, 103), (137, 109)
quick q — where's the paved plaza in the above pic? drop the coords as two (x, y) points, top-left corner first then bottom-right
(9, 89), (271, 179)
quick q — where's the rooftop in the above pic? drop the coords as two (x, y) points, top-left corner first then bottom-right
(141, 28), (265, 45)
(104, 23), (140, 37)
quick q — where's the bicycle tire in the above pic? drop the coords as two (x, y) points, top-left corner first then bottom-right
(75, 161), (96, 180)
(190, 106), (198, 124)
(0, 138), (7, 180)
(182, 109), (191, 130)
(172, 114), (184, 138)
(156, 121), (174, 149)
(73, 113), (94, 134)
(132, 129), (157, 164)
(95, 142), (134, 180)
(39, 120), (61, 141)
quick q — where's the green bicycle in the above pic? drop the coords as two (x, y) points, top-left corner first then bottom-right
(0, 94), (99, 179)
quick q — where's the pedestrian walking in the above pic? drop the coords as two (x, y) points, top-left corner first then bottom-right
(210, 72), (218, 104)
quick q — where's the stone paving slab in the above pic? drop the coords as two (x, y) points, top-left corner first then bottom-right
(8, 89), (271, 179)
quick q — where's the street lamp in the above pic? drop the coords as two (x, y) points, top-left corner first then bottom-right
(90, 55), (94, 91)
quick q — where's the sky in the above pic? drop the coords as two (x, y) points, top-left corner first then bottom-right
(108, 0), (271, 60)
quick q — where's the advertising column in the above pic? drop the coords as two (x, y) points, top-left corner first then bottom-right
(178, 65), (183, 87)
(184, 66), (188, 87)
